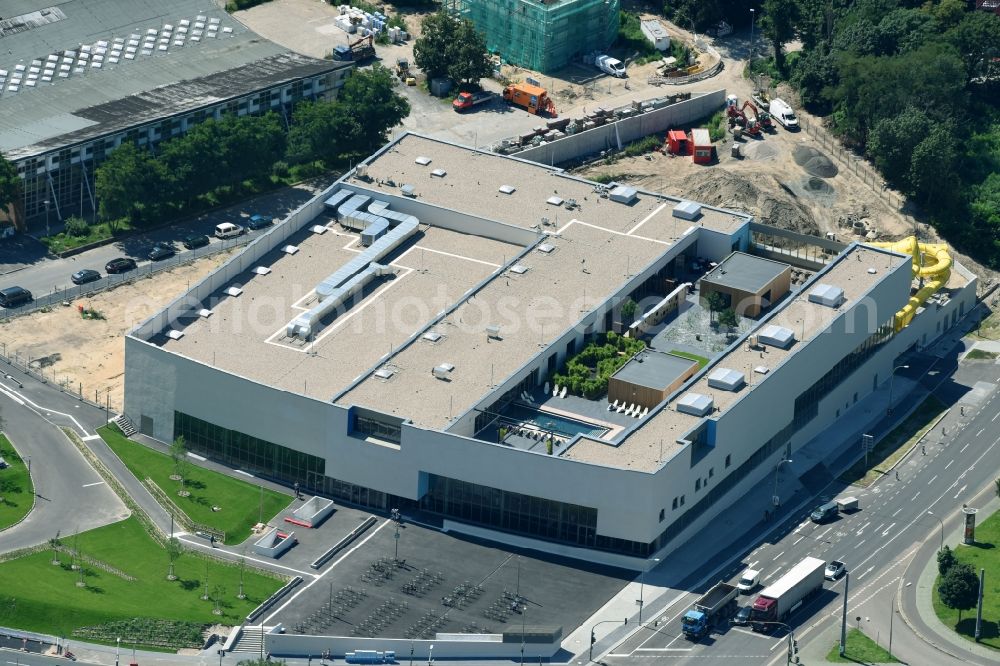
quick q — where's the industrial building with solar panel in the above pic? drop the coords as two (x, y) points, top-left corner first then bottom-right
(123, 130), (977, 564)
(0, 0), (352, 229)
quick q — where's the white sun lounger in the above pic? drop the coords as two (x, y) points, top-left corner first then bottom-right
(553, 384), (560, 397)
(617, 402), (627, 413)
(560, 386), (567, 399)
(608, 399), (618, 412)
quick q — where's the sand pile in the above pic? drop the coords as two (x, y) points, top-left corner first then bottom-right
(793, 145), (838, 178)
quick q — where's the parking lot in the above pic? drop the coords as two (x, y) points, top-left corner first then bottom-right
(259, 501), (630, 641)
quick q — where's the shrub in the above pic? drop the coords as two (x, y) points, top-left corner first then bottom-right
(271, 161), (290, 178)
(63, 216), (90, 237)
(624, 136), (663, 157)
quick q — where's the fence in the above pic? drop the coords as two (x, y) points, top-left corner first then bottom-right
(799, 116), (907, 213)
(0, 233), (257, 320)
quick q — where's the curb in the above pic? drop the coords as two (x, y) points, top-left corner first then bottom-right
(883, 407), (950, 476)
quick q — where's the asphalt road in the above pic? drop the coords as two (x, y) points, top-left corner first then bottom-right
(0, 177), (336, 305)
(0, 372), (126, 553)
(599, 349), (1000, 665)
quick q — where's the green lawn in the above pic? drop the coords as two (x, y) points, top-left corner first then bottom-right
(965, 349), (999, 361)
(668, 350), (710, 368)
(0, 435), (34, 530)
(932, 509), (1000, 651)
(0, 517), (283, 643)
(99, 425), (291, 544)
(839, 395), (946, 488)
(40, 219), (134, 254)
(826, 628), (899, 662)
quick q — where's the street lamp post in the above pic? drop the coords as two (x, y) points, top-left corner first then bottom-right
(44, 200), (51, 238)
(927, 511), (945, 551)
(887, 364), (910, 416)
(638, 557), (660, 625)
(749, 9), (756, 65)
(772, 458), (793, 508)
(116, 637), (120, 666)
(427, 644), (434, 666)
(588, 619), (628, 662)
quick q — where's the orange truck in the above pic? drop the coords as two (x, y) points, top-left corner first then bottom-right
(452, 90), (496, 112)
(502, 82), (556, 116)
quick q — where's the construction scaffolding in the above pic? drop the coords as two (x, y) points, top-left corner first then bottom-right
(452, 0), (619, 74)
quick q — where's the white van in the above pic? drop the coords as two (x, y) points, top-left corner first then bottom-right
(595, 55), (626, 78)
(768, 98), (799, 130)
(214, 222), (244, 239)
(737, 569), (760, 594)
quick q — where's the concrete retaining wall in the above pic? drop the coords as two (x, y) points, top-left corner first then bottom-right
(513, 89), (726, 166)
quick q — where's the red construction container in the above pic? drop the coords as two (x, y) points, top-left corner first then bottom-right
(691, 128), (714, 164)
(666, 129), (689, 155)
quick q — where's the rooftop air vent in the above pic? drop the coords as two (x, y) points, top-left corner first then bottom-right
(282, 245), (299, 255)
(758, 324), (795, 349)
(401, 184), (416, 197)
(672, 201), (703, 220)
(486, 325), (502, 339)
(423, 331), (443, 343)
(509, 264), (529, 275)
(609, 185), (638, 205)
(310, 225), (328, 234)
(374, 367), (395, 380)
(546, 196), (564, 206)
(499, 185), (516, 194)
(253, 266), (272, 275)
(415, 156), (432, 165)
(754, 366), (770, 375)
(677, 392), (714, 416)
(166, 329), (184, 340)
(198, 308), (213, 318)
(430, 168), (446, 178)
(867, 268), (877, 275)
(707, 367), (745, 392)
(224, 286), (243, 297)
(432, 364), (454, 379)
(537, 243), (555, 254)
(808, 284), (845, 308)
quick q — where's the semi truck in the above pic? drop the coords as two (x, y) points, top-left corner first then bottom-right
(332, 35), (376, 63)
(502, 82), (556, 116)
(750, 556), (825, 632)
(452, 90), (496, 112)
(681, 581), (738, 639)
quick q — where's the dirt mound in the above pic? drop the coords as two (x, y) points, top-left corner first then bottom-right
(759, 197), (821, 236)
(675, 170), (762, 212)
(792, 145), (839, 178)
(743, 141), (779, 161)
(803, 176), (834, 195)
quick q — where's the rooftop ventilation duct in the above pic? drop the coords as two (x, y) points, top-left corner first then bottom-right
(323, 189), (354, 212)
(287, 263), (396, 340)
(677, 392), (713, 416)
(807, 283), (845, 308)
(758, 324), (795, 349)
(672, 201), (702, 220)
(707, 367), (745, 392)
(609, 185), (638, 205)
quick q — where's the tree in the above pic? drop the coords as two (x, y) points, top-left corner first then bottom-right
(287, 99), (362, 165)
(945, 11), (1000, 84)
(718, 307), (738, 332)
(336, 65), (410, 156)
(909, 123), (960, 210)
(413, 12), (491, 85)
(760, 0), (799, 72)
(620, 298), (638, 322)
(937, 544), (957, 577)
(938, 561), (979, 622)
(705, 291), (726, 323)
(95, 143), (167, 222)
(995, 477), (1000, 499)
(166, 536), (182, 580)
(0, 152), (19, 213)
(867, 106), (932, 187)
(169, 435), (187, 481)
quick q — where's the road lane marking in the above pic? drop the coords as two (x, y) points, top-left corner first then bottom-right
(856, 522), (870, 535)
(854, 539), (865, 548)
(0, 380), (91, 436)
(928, 475), (937, 484)
(960, 442), (970, 453)
(874, 523), (885, 534)
(945, 459), (954, 470)
(891, 507), (902, 517)
(857, 566), (875, 580)
(793, 536), (804, 545)
(881, 523), (895, 536)
(749, 560), (759, 568)
(818, 527), (832, 539)
(912, 491), (920, 500)
(954, 484), (967, 499)
(81, 434), (101, 441)
(766, 568), (781, 580)
(773, 550), (784, 561)
(82, 481), (105, 488)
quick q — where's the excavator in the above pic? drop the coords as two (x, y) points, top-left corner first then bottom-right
(742, 99), (774, 131)
(727, 99), (761, 136)
(866, 236), (952, 331)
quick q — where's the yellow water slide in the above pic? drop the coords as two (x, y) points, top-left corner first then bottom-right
(866, 236), (951, 331)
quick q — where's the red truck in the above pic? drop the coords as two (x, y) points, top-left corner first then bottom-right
(452, 91), (496, 112)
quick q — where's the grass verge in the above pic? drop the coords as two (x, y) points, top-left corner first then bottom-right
(98, 425), (291, 544)
(965, 349), (999, 361)
(40, 219), (135, 254)
(932, 509), (1000, 650)
(0, 435), (34, 530)
(0, 517), (283, 643)
(668, 350), (710, 368)
(838, 394), (946, 488)
(825, 628), (899, 662)
(970, 310), (1000, 341)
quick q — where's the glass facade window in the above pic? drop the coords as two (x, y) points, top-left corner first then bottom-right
(354, 414), (402, 444)
(174, 411), (324, 485)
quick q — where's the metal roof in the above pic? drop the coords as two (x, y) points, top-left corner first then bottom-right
(702, 251), (789, 294)
(0, 0), (344, 159)
(612, 351), (698, 391)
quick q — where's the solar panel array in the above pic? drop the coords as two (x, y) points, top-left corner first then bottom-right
(0, 15), (237, 98)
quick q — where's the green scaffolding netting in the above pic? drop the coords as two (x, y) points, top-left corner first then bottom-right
(456, 0), (620, 73)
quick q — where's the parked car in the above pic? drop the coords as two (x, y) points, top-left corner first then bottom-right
(105, 257), (138, 274)
(825, 560), (845, 580)
(732, 605), (752, 626)
(183, 233), (210, 250)
(71, 269), (102, 285)
(214, 222), (244, 239)
(148, 242), (175, 261)
(0, 286), (33, 308)
(246, 215), (273, 231)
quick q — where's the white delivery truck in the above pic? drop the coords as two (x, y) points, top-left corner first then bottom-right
(750, 556), (825, 631)
(595, 55), (627, 78)
(769, 98), (799, 130)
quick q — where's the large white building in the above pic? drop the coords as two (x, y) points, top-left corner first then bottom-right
(124, 133), (976, 563)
